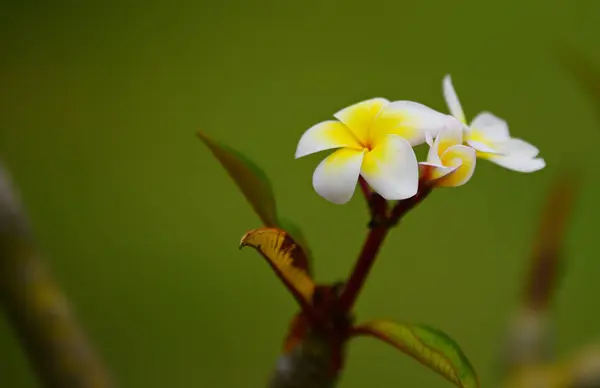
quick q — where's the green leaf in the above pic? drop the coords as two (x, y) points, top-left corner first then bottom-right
(277, 216), (313, 275)
(198, 132), (315, 269)
(197, 131), (278, 227)
(352, 320), (479, 388)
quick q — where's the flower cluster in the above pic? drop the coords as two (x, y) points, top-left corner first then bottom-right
(295, 75), (545, 204)
(197, 72), (550, 388)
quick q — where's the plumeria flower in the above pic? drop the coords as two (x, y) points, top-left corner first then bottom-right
(295, 98), (452, 204)
(442, 75), (545, 173)
(420, 116), (477, 187)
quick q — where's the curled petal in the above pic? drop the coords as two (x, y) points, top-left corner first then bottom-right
(361, 135), (419, 200)
(312, 148), (365, 204)
(435, 145), (477, 187)
(425, 132), (434, 146)
(370, 101), (450, 147)
(443, 75), (467, 124)
(334, 98), (389, 146)
(295, 121), (362, 158)
(486, 155), (546, 173)
(419, 162), (455, 182)
(426, 134), (443, 165)
(436, 119), (464, 156)
(470, 112), (510, 142)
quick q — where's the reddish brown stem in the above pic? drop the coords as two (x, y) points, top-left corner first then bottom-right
(523, 172), (579, 311)
(338, 225), (389, 312)
(358, 177), (371, 202)
(358, 177), (387, 228)
(338, 181), (433, 312)
(389, 182), (432, 225)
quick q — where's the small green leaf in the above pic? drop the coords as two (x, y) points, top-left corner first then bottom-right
(277, 216), (313, 275)
(352, 320), (479, 388)
(197, 131), (278, 227)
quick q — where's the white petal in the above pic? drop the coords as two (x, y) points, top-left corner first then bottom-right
(436, 144), (477, 186)
(360, 135), (419, 200)
(466, 139), (502, 154)
(436, 117), (464, 152)
(426, 133), (443, 165)
(312, 148), (365, 204)
(419, 162), (456, 182)
(470, 112), (510, 142)
(333, 98), (389, 145)
(370, 101), (449, 146)
(295, 120), (362, 158)
(487, 155), (546, 173)
(496, 138), (540, 158)
(419, 161), (446, 168)
(443, 114), (468, 134)
(443, 75), (466, 124)
(425, 132), (434, 146)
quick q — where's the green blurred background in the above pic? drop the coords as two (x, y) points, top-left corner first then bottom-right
(0, 0), (598, 386)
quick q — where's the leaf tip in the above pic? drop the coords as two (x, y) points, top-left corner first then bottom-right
(238, 229), (257, 250)
(196, 130), (211, 144)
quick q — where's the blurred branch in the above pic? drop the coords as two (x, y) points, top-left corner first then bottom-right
(557, 42), (600, 121)
(0, 162), (114, 388)
(565, 343), (600, 388)
(269, 330), (339, 388)
(499, 171), (580, 377)
(523, 171), (579, 312)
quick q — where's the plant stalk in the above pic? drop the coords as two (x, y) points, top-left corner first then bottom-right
(339, 180), (432, 312)
(0, 162), (114, 388)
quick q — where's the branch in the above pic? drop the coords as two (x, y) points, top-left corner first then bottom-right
(269, 330), (340, 388)
(498, 171), (580, 377)
(338, 180), (432, 311)
(338, 226), (389, 312)
(0, 162), (115, 388)
(388, 181), (432, 227)
(358, 177), (387, 227)
(523, 171), (580, 311)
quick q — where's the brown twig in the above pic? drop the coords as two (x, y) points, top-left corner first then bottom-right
(338, 180), (432, 312)
(338, 225), (389, 312)
(524, 171), (580, 311)
(0, 162), (115, 388)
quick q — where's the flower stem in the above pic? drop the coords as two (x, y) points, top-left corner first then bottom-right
(338, 180), (433, 312)
(358, 177), (371, 204)
(358, 177), (387, 228)
(389, 181), (433, 226)
(0, 163), (115, 388)
(338, 225), (389, 311)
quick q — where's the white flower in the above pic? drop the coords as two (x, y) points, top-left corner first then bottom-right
(420, 116), (477, 187)
(295, 98), (450, 204)
(443, 75), (546, 173)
